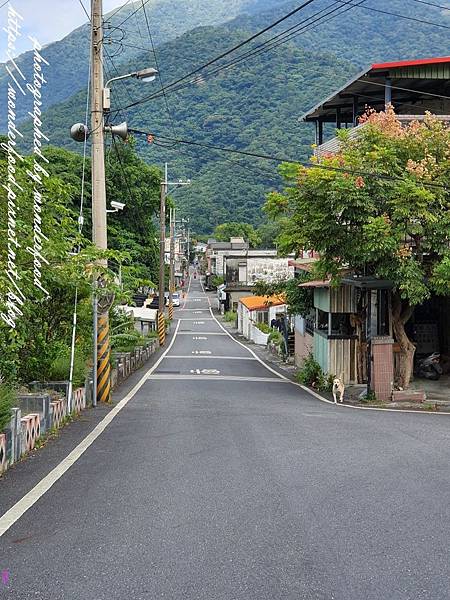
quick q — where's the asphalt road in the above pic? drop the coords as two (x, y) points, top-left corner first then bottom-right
(1, 276), (450, 599)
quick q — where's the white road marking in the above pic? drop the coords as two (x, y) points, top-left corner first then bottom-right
(0, 320), (182, 538)
(169, 355), (256, 360)
(191, 350), (212, 355)
(149, 374), (287, 382)
(189, 368), (221, 375)
(178, 332), (226, 336)
(180, 318), (213, 322)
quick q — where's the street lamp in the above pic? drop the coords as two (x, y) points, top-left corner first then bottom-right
(103, 67), (158, 110)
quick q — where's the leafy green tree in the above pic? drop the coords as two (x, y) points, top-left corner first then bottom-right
(253, 274), (312, 317)
(213, 222), (261, 247)
(265, 109), (450, 388)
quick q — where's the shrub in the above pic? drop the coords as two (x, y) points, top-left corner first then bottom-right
(0, 383), (14, 432)
(48, 348), (89, 389)
(296, 353), (333, 391)
(268, 330), (283, 346)
(223, 311), (237, 323)
(211, 275), (224, 289)
(111, 331), (145, 353)
(256, 322), (271, 334)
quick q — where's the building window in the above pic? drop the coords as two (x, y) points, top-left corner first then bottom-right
(317, 309), (328, 332)
(331, 313), (355, 336)
(256, 311), (269, 324)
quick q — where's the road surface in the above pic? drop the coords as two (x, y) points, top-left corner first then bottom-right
(1, 277), (450, 599)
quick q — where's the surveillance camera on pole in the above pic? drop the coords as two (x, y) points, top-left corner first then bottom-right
(107, 201), (126, 213)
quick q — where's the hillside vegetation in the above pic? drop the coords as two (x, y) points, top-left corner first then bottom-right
(9, 0), (450, 233)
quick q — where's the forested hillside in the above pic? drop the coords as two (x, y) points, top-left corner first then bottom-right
(10, 0), (450, 233)
(0, 0), (280, 129)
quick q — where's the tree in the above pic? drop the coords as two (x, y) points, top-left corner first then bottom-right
(213, 222), (261, 248)
(265, 108), (450, 389)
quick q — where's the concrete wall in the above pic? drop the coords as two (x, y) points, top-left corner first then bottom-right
(294, 329), (313, 366)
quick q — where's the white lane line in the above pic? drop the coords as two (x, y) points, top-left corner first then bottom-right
(178, 332), (227, 336)
(166, 355), (257, 360)
(0, 320), (182, 538)
(148, 375), (287, 382)
(180, 318), (214, 321)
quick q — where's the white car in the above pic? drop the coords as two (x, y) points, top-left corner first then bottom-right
(165, 292), (181, 307)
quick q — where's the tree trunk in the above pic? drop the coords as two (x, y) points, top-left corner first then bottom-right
(392, 293), (415, 389)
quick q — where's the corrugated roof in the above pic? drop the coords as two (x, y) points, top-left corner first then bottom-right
(371, 56), (450, 70)
(298, 279), (330, 288)
(300, 56), (450, 123)
(240, 295), (286, 311)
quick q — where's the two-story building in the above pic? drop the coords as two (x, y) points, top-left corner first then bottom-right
(295, 56), (450, 398)
(223, 251), (294, 312)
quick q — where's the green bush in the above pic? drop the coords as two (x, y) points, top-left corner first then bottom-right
(111, 331), (145, 353)
(48, 348), (89, 388)
(256, 322), (271, 334)
(268, 330), (283, 346)
(211, 275), (224, 289)
(0, 383), (14, 432)
(223, 311), (237, 323)
(296, 353), (333, 391)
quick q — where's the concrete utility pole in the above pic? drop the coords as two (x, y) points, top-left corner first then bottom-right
(91, 0), (111, 403)
(168, 207), (175, 321)
(158, 163), (168, 347)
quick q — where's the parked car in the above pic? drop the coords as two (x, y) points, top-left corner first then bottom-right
(165, 292), (180, 307)
(145, 296), (160, 310)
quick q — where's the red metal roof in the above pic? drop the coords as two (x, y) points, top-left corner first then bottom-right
(371, 56), (450, 70)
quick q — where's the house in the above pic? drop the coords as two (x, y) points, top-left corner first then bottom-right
(295, 57), (450, 398)
(204, 237), (248, 283)
(223, 251), (294, 312)
(120, 306), (157, 336)
(238, 295), (287, 345)
(301, 56), (450, 150)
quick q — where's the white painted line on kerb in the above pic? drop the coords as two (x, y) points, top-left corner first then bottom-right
(0, 320), (182, 538)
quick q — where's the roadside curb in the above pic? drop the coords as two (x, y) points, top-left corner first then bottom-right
(212, 307), (450, 417)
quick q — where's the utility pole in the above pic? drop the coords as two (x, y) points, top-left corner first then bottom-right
(91, 0), (111, 403)
(158, 163), (168, 347)
(168, 207), (175, 321)
(158, 165), (190, 345)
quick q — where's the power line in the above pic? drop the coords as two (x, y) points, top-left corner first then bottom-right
(107, 0), (134, 21)
(169, 0), (367, 96)
(140, 0), (178, 142)
(121, 0), (318, 110)
(357, 78), (450, 102)
(0, 0), (9, 9)
(115, 0), (152, 29)
(78, 0), (90, 21)
(410, 0), (450, 10)
(129, 128), (450, 190)
(336, 0), (450, 29)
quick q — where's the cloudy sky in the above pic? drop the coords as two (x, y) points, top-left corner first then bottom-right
(1, 0), (125, 59)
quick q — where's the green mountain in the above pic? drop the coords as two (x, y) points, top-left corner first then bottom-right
(0, 0), (279, 130)
(8, 0), (450, 233)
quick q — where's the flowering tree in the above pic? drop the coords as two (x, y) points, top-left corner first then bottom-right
(266, 108), (450, 388)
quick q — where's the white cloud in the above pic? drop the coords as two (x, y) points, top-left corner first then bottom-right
(1, 0), (126, 59)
